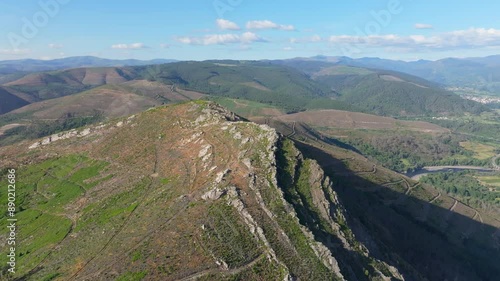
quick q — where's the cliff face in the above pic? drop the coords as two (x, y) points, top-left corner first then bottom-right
(275, 139), (405, 281)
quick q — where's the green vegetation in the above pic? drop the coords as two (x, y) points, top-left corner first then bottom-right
(315, 72), (486, 116)
(325, 129), (486, 172)
(74, 179), (146, 232)
(430, 118), (500, 140)
(9, 83), (92, 100)
(421, 171), (499, 209)
(477, 175), (500, 187)
(2, 154), (109, 213)
(201, 202), (261, 268)
(0, 154), (110, 277)
(315, 65), (375, 76)
(41, 273), (61, 281)
(116, 271), (147, 281)
(207, 96), (283, 117)
(0, 110), (103, 146)
(136, 61), (355, 113)
(459, 141), (498, 160)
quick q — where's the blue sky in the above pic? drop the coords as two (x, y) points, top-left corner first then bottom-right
(1, 0), (500, 61)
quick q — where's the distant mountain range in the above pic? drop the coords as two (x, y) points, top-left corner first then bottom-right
(288, 55), (500, 94)
(2, 54), (499, 94)
(0, 56), (176, 74)
(0, 60), (487, 117)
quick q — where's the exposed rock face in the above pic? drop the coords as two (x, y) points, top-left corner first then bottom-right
(274, 139), (405, 281)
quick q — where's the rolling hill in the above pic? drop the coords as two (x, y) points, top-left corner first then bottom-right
(315, 70), (486, 116)
(135, 60), (352, 113)
(271, 60), (487, 116)
(0, 86), (30, 114)
(4, 67), (139, 100)
(2, 59), (488, 118)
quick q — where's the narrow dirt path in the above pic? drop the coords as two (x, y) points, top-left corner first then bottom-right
(492, 154), (500, 170)
(429, 192), (441, 204)
(287, 122), (296, 137)
(178, 254), (266, 281)
(449, 199), (458, 212)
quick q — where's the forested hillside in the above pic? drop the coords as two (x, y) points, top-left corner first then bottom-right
(135, 61), (352, 113)
(315, 72), (486, 116)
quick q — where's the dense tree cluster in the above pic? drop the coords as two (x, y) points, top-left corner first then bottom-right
(316, 73), (487, 116)
(343, 133), (487, 172)
(421, 171), (499, 210)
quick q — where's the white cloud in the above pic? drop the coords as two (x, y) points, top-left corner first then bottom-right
(175, 32), (265, 45)
(111, 43), (148, 49)
(328, 28), (500, 50)
(160, 43), (170, 48)
(415, 23), (434, 29)
(289, 35), (322, 44)
(0, 48), (30, 55)
(283, 47), (293, 51)
(216, 19), (240, 30)
(310, 34), (322, 42)
(246, 20), (295, 31)
(48, 43), (64, 49)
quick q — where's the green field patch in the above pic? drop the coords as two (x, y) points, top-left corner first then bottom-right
(477, 175), (500, 188)
(74, 179), (148, 232)
(460, 141), (498, 160)
(0, 154), (110, 277)
(116, 270), (147, 281)
(36, 176), (83, 211)
(0, 209), (72, 276)
(5, 154), (111, 213)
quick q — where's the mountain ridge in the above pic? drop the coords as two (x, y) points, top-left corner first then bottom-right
(0, 101), (409, 280)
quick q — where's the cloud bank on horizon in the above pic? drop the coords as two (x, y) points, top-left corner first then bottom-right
(0, 0), (499, 61)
